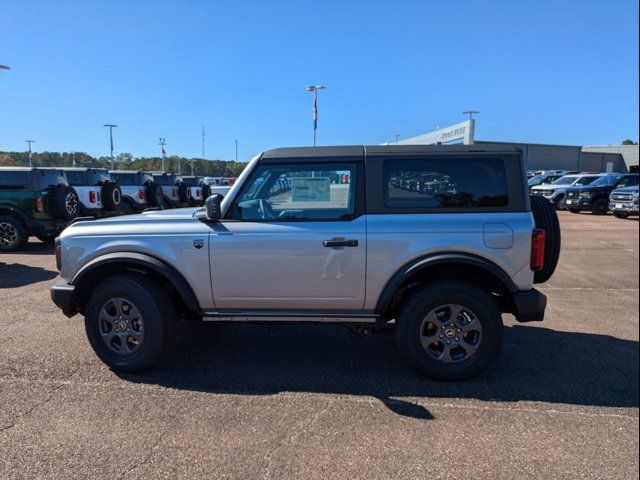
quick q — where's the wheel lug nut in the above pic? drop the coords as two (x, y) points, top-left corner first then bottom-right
(439, 335), (444, 339)
(446, 340), (451, 344)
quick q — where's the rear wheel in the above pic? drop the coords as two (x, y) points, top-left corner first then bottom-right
(591, 198), (609, 215)
(395, 281), (503, 381)
(101, 182), (122, 211)
(0, 215), (27, 251)
(569, 209), (581, 214)
(84, 274), (176, 373)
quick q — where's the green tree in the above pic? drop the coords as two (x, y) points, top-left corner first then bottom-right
(621, 139), (638, 145)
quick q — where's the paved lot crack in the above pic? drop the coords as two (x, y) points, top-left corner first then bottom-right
(262, 399), (333, 480)
(0, 383), (65, 433)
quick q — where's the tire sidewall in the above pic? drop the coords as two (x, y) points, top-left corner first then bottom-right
(0, 215), (28, 251)
(591, 198), (608, 215)
(84, 277), (170, 372)
(396, 285), (503, 381)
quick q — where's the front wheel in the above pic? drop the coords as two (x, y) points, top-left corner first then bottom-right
(613, 212), (630, 219)
(569, 209), (581, 214)
(0, 215), (28, 251)
(591, 198), (609, 215)
(84, 274), (176, 373)
(395, 280), (503, 381)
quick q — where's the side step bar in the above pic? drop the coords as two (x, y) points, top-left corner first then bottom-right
(202, 312), (380, 323)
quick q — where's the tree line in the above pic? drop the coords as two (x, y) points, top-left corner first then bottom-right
(0, 151), (248, 177)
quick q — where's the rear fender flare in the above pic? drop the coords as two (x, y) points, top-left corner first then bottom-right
(375, 252), (518, 317)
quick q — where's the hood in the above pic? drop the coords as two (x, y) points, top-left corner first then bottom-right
(531, 184), (564, 192)
(612, 185), (639, 194)
(61, 207), (209, 239)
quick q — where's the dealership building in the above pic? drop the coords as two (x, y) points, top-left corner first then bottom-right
(391, 120), (638, 173)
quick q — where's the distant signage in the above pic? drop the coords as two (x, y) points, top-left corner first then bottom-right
(394, 119), (475, 145)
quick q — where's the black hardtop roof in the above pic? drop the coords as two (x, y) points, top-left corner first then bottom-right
(110, 170), (151, 175)
(261, 144), (521, 160)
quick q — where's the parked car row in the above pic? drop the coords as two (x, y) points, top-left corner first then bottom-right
(0, 166), (235, 251)
(530, 171), (639, 218)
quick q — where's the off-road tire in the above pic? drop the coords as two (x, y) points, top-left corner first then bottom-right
(101, 182), (122, 211)
(53, 185), (79, 221)
(530, 195), (561, 284)
(395, 280), (503, 381)
(613, 212), (630, 219)
(591, 198), (609, 215)
(178, 183), (190, 203)
(202, 184), (212, 200)
(147, 183), (163, 207)
(0, 215), (28, 251)
(84, 274), (176, 373)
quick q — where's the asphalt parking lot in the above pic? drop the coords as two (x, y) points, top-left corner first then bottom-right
(0, 211), (638, 479)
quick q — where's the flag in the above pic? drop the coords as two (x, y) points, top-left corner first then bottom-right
(313, 95), (318, 130)
(162, 147), (167, 159)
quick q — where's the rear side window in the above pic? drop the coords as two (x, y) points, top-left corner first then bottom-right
(65, 170), (87, 186)
(35, 170), (68, 189)
(383, 157), (509, 209)
(0, 171), (30, 189)
(110, 173), (137, 185)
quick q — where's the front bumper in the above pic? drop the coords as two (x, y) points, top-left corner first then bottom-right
(50, 280), (77, 317)
(609, 202), (639, 215)
(564, 197), (591, 210)
(512, 289), (547, 322)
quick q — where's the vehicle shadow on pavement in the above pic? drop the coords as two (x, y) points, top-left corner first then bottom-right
(0, 261), (58, 288)
(118, 323), (639, 419)
(1, 241), (54, 255)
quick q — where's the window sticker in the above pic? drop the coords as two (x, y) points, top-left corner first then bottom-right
(292, 177), (331, 202)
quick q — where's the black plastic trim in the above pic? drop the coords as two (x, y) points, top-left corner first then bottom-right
(512, 288), (547, 322)
(375, 252), (519, 317)
(70, 252), (200, 312)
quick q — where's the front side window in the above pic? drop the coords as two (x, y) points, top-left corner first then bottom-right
(230, 163), (357, 221)
(384, 157), (509, 209)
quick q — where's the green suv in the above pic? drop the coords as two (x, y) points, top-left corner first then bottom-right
(0, 167), (80, 251)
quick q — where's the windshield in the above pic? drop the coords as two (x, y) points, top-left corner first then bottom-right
(590, 175), (619, 187)
(552, 176), (577, 185)
(574, 176), (599, 186)
(528, 175), (543, 185)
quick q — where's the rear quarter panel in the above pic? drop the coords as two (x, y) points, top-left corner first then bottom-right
(364, 212), (535, 310)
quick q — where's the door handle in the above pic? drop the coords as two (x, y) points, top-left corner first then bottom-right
(323, 239), (359, 248)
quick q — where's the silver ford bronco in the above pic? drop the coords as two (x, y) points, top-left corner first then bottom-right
(51, 145), (560, 380)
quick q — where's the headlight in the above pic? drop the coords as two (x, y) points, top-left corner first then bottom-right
(579, 192), (591, 198)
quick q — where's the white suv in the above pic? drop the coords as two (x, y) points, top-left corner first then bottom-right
(51, 145), (560, 380)
(63, 168), (122, 217)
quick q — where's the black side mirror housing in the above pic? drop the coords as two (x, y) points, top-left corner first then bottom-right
(205, 193), (223, 220)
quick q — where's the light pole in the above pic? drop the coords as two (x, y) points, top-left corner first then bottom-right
(395, 134), (400, 144)
(159, 138), (167, 171)
(462, 110), (479, 120)
(103, 124), (117, 168)
(235, 139), (238, 162)
(305, 85), (326, 146)
(25, 140), (35, 167)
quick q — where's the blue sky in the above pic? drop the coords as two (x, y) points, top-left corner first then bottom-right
(1, 0), (638, 161)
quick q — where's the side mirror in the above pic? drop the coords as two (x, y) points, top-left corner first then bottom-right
(205, 193), (223, 220)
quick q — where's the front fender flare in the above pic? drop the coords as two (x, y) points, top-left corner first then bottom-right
(71, 252), (200, 313)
